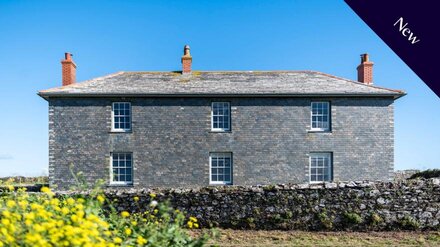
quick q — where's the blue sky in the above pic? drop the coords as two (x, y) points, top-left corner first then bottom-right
(0, 0), (438, 177)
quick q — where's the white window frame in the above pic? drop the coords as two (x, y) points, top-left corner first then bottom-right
(309, 152), (332, 183)
(211, 102), (231, 132)
(209, 152), (232, 185)
(111, 102), (132, 132)
(110, 152), (133, 185)
(311, 101), (330, 131)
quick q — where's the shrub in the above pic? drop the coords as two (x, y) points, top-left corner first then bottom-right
(0, 185), (209, 246)
(317, 212), (333, 230)
(369, 213), (383, 226)
(399, 216), (420, 230)
(342, 212), (363, 226)
(409, 169), (440, 179)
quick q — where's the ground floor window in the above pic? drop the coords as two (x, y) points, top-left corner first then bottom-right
(210, 153), (232, 185)
(110, 152), (133, 185)
(310, 152), (332, 182)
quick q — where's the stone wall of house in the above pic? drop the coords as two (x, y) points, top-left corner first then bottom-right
(48, 97), (394, 190)
(68, 179), (440, 231)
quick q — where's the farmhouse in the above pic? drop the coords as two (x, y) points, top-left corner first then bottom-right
(39, 46), (405, 190)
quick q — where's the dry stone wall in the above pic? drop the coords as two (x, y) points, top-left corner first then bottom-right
(67, 179), (440, 231)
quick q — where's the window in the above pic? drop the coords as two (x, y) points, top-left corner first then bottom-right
(211, 102), (230, 131)
(311, 102), (330, 131)
(112, 102), (131, 131)
(210, 153), (232, 185)
(110, 153), (133, 185)
(310, 153), (332, 182)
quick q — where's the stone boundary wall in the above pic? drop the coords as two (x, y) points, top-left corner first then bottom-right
(67, 179), (439, 231)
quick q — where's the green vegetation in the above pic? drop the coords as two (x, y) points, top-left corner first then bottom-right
(0, 176), (48, 185)
(342, 212), (363, 226)
(369, 213), (383, 226)
(399, 216), (421, 230)
(317, 211), (333, 230)
(409, 169), (440, 179)
(0, 182), (209, 246)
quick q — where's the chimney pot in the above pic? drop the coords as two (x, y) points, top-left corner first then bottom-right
(357, 53), (373, 84)
(61, 52), (77, 86)
(65, 52), (72, 60)
(181, 45), (192, 74)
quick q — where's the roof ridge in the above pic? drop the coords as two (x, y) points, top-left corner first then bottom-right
(116, 70), (404, 94)
(38, 70), (406, 99)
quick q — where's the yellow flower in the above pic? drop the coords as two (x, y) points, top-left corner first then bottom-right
(7, 185), (14, 191)
(149, 193), (156, 199)
(124, 228), (132, 235)
(137, 236), (147, 245)
(2, 210), (11, 218)
(194, 223), (199, 228)
(131, 221), (137, 226)
(25, 212), (35, 220)
(61, 207), (70, 215)
(97, 195), (105, 203)
(1, 218), (11, 226)
(41, 186), (54, 196)
(6, 200), (16, 208)
(70, 215), (78, 222)
(133, 196), (139, 202)
(66, 198), (75, 205)
(113, 237), (122, 244)
(189, 216), (198, 222)
(187, 221), (193, 229)
(121, 211), (130, 218)
(18, 200), (28, 209)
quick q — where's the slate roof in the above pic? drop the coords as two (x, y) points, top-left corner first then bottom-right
(38, 71), (405, 99)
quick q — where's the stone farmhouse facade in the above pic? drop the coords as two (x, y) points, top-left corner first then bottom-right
(39, 46), (405, 190)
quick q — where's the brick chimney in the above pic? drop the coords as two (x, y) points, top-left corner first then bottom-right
(181, 45), (192, 74)
(357, 53), (373, 84)
(61, 52), (76, 86)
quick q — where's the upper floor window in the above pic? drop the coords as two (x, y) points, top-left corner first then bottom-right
(112, 102), (131, 132)
(211, 102), (230, 132)
(310, 152), (332, 183)
(210, 152), (232, 185)
(110, 152), (133, 185)
(311, 102), (330, 131)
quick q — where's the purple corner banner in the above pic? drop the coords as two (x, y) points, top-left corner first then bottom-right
(344, 0), (440, 98)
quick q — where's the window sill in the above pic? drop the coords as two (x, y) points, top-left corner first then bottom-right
(307, 130), (332, 133)
(107, 183), (133, 187)
(209, 182), (232, 186)
(109, 130), (132, 134)
(210, 130), (231, 133)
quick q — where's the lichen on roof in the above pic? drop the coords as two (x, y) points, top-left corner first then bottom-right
(38, 70), (405, 98)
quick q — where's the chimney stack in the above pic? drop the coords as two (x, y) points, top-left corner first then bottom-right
(357, 53), (373, 84)
(181, 45), (192, 74)
(61, 52), (76, 86)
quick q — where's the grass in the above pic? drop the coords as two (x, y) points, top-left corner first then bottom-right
(0, 176), (48, 185)
(192, 229), (440, 247)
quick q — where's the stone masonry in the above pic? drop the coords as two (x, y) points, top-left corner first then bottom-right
(49, 97), (394, 190)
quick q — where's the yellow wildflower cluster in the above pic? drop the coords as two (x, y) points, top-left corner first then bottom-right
(187, 216), (199, 229)
(0, 186), (207, 246)
(0, 187), (114, 246)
